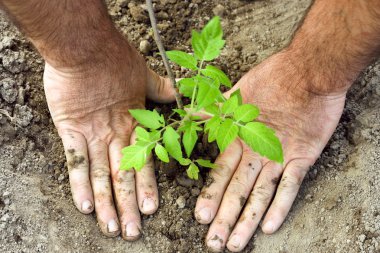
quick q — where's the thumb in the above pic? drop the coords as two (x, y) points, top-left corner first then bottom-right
(146, 69), (176, 103)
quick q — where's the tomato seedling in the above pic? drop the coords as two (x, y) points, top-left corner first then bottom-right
(121, 16), (283, 179)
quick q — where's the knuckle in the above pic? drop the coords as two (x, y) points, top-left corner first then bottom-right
(228, 177), (249, 193)
(283, 164), (309, 186)
(91, 166), (111, 182)
(71, 178), (91, 191)
(214, 161), (234, 178)
(114, 170), (135, 184)
(251, 185), (272, 203)
(96, 194), (114, 208)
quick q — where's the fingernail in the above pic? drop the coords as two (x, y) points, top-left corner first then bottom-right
(197, 207), (211, 223)
(107, 219), (119, 233)
(207, 234), (223, 252)
(228, 235), (241, 249)
(81, 200), (93, 212)
(263, 220), (275, 234)
(126, 222), (140, 238)
(142, 198), (156, 214)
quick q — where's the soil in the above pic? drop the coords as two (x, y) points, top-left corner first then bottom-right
(1, 0), (380, 253)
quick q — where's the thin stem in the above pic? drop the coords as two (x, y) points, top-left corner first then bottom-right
(196, 119), (211, 125)
(146, 0), (183, 109)
(190, 85), (197, 110)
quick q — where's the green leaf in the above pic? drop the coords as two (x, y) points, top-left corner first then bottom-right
(230, 89), (243, 105)
(163, 126), (183, 162)
(201, 65), (231, 87)
(129, 109), (164, 129)
(192, 30), (225, 61)
(121, 144), (151, 171)
(150, 130), (161, 142)
(186, 163), (199, 180)
(173, 109), (187, 117)
(221, 95), (239, 115)
(204, 104), (220, 116)
(196, 159), (216, 169)
(155, 144), (169, 163)
(234, 104), (260, 123)
(205, 116), (221, 142)
(135, 126), (151, 142)
(239, 122), (284, 163)
(178, 78), (196, 97)
(166, 50), (198, 70)
(196, 78), (221, 110)
(216, 119), (239, 152)
(179, 158), (192, 166)
(201, 16), (223, 41)
(181, 121), (200, 157)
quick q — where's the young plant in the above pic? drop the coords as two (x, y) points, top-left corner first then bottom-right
(120, 16), (283, 179)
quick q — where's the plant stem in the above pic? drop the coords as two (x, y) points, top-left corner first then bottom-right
(146, 0), (183, 109)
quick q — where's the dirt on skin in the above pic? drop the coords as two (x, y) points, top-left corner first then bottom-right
(0, 0), (380, 252)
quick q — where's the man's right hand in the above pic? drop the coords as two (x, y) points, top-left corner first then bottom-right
(44, 38), (174, 239)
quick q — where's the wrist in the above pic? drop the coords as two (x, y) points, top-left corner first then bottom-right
(37, 30), (134, 71)
(282, 0), (380, 96)
(283, 44), (353, 96)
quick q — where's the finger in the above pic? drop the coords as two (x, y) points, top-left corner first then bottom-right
(109, 136), (141, 241)
(135, 155), (159, 215)
(195, 140), (243, 225)
(206, 148), (262, 252)
(88, 140), (120, 237)
(226, 162), (283, 252)
(61, 130), (94, 214)
(146, 69), (176, 103)
(124, 131), (159, 215)
(261, 159), (310, 234)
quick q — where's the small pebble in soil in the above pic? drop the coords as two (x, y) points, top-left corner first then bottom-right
(139, 40), (151, 55)
(176, 196), (186, 209)
(212, 4), (226, 17)
(129, 4), (148, 23)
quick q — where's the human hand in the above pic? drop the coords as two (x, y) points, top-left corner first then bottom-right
(194, 50), (348, 252)
(44, 38), (174, 240)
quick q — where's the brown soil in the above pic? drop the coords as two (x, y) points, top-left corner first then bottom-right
(1, 0), (380, 253)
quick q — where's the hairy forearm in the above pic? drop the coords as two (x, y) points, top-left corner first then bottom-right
(0, 0), (127, 68)
(287, 0), (380, 94)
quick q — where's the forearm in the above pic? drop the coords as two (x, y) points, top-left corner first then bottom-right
(0, 0), (128, 69)
(287, 0), (380, 94)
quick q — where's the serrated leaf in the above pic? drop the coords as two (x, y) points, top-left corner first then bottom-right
(179, 158), (192, 166)
(216, 119), (238, 152)
(181, 121), (200, 157)
(221, 95), (239, 114)
(129, 109), (164, 129)
(196, 159), (216, 169)
(196, 78), (221, 110)
(239, 122), (284, 163)
(201, 65), (231, 87)
(230, 89), (243, 105)
(150, 130), (161, 142)
(201, 16), (223, 41)
(155, 144), (169, 163)
(186, 163), (199, 180)
(205, 116), (221, 142)
(163, 126), (183, 162)
(173, 109), (187, 117)
(178, 78), (196, 97)
(234, 104), (260, 123)
(192, 30), (225, 61)
(121, 144), (151, 171)
(135, 126), (150, 142)
(167, 50), (198, 70)
(204, 104), (220, 116)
